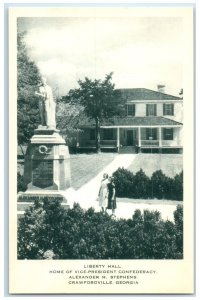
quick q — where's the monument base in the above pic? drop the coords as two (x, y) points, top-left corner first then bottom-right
(17, 190), (70, 217)
(18, 126), (71, 216)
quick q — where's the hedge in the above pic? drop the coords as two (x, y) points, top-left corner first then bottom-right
(18, 198), (183, 259)
(112, 168), (183, 200)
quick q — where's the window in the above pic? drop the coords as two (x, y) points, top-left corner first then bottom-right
(146, 104), (157, 116)
(127, 104), (135, 116)
(90, 129), (95, 140)
(163, 103), (174, 116)
(102, 129), (114, 140)
(146, 128), (157, 140)
(163, 128), (173, 140)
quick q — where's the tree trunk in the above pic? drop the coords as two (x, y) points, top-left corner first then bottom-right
(95, 117), (101, 153)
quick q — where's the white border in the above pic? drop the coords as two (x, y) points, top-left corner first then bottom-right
(1, 0), (199, 299)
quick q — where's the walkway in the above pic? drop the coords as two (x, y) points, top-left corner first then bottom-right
(63, 154), (180, 222)
(63, 154), (136, 208)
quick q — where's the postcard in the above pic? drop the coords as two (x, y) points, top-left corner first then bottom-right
(9, 5), (194, 294)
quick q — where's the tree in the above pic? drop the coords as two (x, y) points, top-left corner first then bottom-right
(67, 73), (125, 152)
(18, 197), (66, 259)
(17, 32), (42, 150)
(56, 98), (85, 149)
(173, 205), (183, 257)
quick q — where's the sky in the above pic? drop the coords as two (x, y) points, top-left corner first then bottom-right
(18, 16), (184, 97)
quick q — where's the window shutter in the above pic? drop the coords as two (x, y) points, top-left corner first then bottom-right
(171, 104), (174, 116)
(163, 104), (166, 115)
(154, 104), (157, 116)
(146, 128), (149, 139)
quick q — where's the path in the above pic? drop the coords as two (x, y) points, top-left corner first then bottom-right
(63, 154), (136, 209)
(63, 154), (180, 222)
(111, 201), (179, 222)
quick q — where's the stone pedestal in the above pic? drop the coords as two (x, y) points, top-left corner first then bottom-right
(18, 126), (71, 215)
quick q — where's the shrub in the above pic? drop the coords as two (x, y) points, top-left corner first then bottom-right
(18, 199), (183, 259)
(113, 168), (183, 200)
(173, 205), (183, 257)
(172, 171), (183, 200)
(18, 197), (66, 259)
(112, 168), (134, 197)
(151, 170), (169, 199)
(17, 172), (26, 192)
(134, 169), (151, 198)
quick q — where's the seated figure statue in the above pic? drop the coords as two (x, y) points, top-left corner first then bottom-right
(35, 77), (56, 128)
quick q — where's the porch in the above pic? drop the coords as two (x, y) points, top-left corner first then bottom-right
(77, 126), (183, 153)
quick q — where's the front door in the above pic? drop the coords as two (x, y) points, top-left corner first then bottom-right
(127, 130), (133, 146)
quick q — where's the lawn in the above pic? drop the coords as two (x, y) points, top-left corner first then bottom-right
(17, 153), (117, 190)
(18, 153), (183, 191)
(127, 153), (183, 178)
(70, 153), (183, 190)
(70, 153), (117, 190)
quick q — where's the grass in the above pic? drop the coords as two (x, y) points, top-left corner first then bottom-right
(127, 153), (183, 178)
(18, 153), (183, 191)
(70, 153), (183, 189)
(17, 153), (117, 190)
(70, 153), (117, 190)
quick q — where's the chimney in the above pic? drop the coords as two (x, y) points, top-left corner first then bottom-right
(157, 84), (165, 93)
(179, 88), (183, 96)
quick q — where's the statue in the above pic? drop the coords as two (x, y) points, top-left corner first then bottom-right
(35, 77), (56, 128)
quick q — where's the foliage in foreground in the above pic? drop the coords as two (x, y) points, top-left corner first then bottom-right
(18, 199), (183, 260)
(112, 168), (183, 200)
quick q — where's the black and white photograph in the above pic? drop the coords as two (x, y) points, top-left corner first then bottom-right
(9, 5), (194, 294)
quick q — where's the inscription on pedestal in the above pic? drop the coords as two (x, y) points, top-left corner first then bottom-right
(32, 160), (53, 188)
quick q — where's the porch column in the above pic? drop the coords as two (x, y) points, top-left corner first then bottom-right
(159, 127), (162, 147)
(138, 127), (141, 147)
(117, 127), (120, 149)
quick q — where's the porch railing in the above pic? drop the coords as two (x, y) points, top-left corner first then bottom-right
(79, 140), (117, 147)
(141, 140), (159, 146)
(100, 140), (117, 146)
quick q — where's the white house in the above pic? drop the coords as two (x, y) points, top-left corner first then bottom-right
(77, 87), (183, 153)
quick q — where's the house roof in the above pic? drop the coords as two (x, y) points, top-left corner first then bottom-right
(79, 116), (183, 127)
(116, 88), (182, 101)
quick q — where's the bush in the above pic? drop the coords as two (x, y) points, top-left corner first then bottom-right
(17, 172), (26, 192)
(113, 168), (183, 200)
(18, 198), (183, 259)
(112, 168), (134, 197)
(151, 170), (170, 199)
(172, 171), (183, 200)
(134, 169), (151, 198)
(173, 205), (183, 257)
